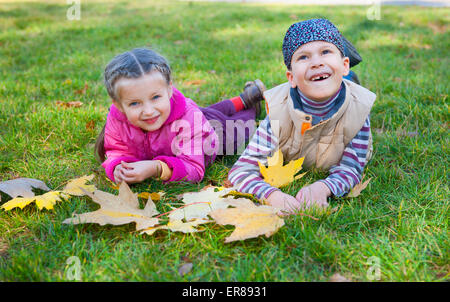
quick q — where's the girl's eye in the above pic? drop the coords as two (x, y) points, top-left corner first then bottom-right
(152, 95), (160, 101)
(129, 101), (139, 107)
(298, 55), (308, 61)
(322, 49), (331, 55)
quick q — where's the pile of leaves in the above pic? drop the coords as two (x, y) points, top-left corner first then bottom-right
(0, 151), (371, 243)
(0, 175), (285, 243)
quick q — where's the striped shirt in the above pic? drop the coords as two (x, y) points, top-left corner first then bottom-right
(228, 84), (371, 199)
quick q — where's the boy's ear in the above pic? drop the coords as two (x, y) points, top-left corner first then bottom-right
(342, 56), (350, 77)
(286, 70), (297, 88)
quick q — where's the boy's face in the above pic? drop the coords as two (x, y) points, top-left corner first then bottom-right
(286, 40), (350, 102)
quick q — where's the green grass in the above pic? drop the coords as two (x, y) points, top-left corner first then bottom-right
(0, 0), (448, 281)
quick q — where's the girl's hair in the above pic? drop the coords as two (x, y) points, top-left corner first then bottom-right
(94, 48), (172, 162)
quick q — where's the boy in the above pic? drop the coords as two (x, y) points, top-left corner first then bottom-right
(228, 19), (376, 213)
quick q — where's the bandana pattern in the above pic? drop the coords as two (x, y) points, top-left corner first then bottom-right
(282, 18), (345, 69)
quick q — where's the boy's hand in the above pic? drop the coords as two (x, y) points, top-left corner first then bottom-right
(113, 160), (161, 184)
(295, 181), (331, 209)
(265, 190), (302, 215)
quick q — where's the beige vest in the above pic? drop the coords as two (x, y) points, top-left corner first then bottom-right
(264, 79), (376, 170)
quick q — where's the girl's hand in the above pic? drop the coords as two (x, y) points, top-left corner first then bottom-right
(114, 160), (161, 184)
(295, 181), (331, 209)
(265, 190), (303, 215)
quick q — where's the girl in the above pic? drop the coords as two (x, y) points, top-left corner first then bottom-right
(95, 48), (265, 184)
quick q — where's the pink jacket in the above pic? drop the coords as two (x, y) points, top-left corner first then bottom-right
(102, 86), (218, 183)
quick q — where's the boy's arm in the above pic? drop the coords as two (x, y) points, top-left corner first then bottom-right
(319, 117), (371, 196)
(228, 117), (280, 200)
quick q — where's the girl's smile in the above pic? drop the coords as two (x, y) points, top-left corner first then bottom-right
(113, 71), (172, 132)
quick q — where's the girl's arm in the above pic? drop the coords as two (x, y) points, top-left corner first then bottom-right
(102, 120), (141, 182)
(153, 108), (216, 183)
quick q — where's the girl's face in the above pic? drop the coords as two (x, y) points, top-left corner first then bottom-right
(113, 71), (172, 132)
(286, 41), (349, 102)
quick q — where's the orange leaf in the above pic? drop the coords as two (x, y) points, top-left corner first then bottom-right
(56, 101), (83, 108)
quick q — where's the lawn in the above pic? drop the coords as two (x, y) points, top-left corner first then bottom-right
(0, 0), (448, 282)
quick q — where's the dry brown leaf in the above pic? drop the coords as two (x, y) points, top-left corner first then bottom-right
(347, 176), (372, 198)
(0, 178), (50, 198)
(140, 218), (213, 235)
(184, 79), (206, 86)
(85, 120), (96, 131)
(168, 186), (233, 221)
(209, 202), (285, 243)
(63, 182), (159, 231)
(56, 101), (83, 108)
(74, 83), (88, 95)
(258, 149), (306, 188)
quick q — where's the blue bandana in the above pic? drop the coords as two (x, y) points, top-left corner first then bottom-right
(282, 18), (345, 69)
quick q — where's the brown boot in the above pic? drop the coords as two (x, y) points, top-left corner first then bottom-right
(239, 79), (266, 118)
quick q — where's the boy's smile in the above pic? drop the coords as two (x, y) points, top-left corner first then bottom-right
(286, 41), (350, 102)
(113, 71), (172, 132)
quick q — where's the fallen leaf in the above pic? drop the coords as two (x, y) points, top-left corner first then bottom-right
(56, 101), (83, 108)
(61, 174), (96, 196)
(34, 191), (69, 210)
(0, 178), (50, 198)
(63, 182), (159, 231)
(347, 176), (372, 198)
(178, 262), (193, 277)
(209, 202), (285, 243)
(168, 186), (233, 221)
(140, 218), (213, 235)
(1, 191), (69, 211)
(184, 79), (206, 86)
(222, 179), (233, 188)
(258, 149), (306, 188)
(138, 191), (165, 201)
(85, 120), (96, 131)
(329, 273), (352, 282)
(75, 83), (88, 95)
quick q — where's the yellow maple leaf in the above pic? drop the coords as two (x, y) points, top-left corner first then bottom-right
(347, 175), (372, 198)
(137, 191), (165, 201)
(63, 182), (159, 231)
(1, 196), (36, 210)
(258, 149), (306, 188)
(1, 191), (69, 211)
(34, 191), (69, 210)
(62, 174), (96, 196)
(209, 202), (285, 243)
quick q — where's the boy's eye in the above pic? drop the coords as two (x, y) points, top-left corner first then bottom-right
(322, 49), (331, 55)
(297, 55), (308, 61)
